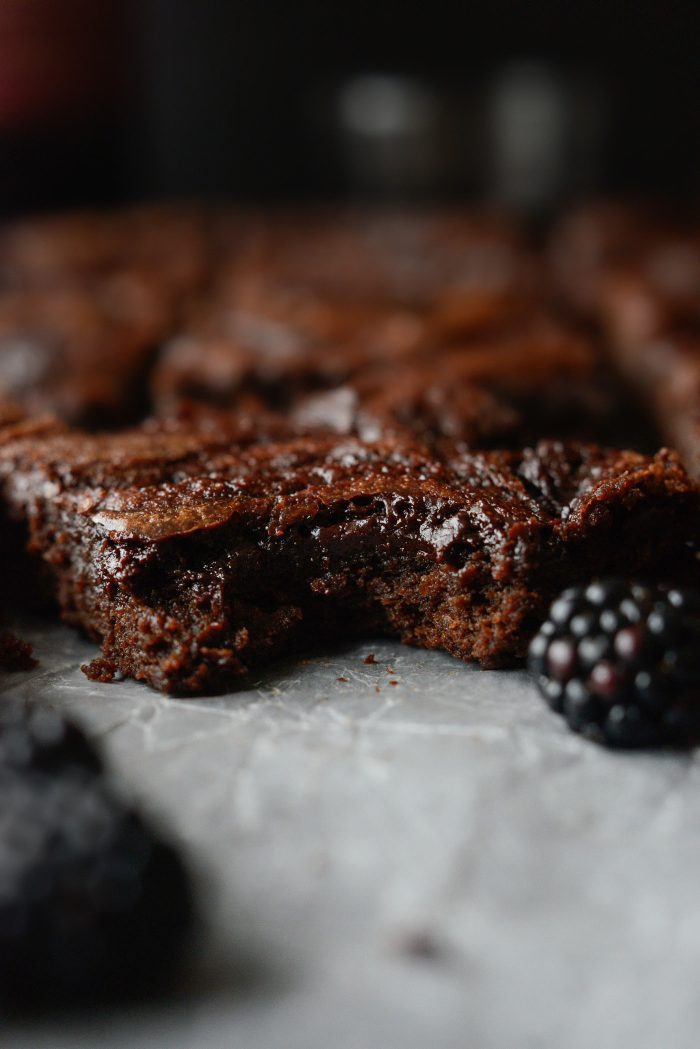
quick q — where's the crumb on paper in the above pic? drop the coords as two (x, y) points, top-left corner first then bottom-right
(363, 653), (377, 665)
(82, 657), (122, 682)
(337, 676), (348, 683)
(398, 930), (443, 962)
(0, 630), (36, 672)
(374, 685), (381, 694)
(389, 680), (399, 687)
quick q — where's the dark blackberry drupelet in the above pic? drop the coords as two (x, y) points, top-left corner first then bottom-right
(0, 711), (193, 1009)
(528, 581), (700, 747)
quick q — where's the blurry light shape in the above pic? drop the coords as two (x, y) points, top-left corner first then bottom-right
(489, 63), (568, 211)
(336, 74), (442, 196)
(339, 75), (437, 138)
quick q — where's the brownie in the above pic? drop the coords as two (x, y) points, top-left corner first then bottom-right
(152, 299), (427, 414)
(0, 423), (696, 694)
(153, 206), (545, 419)
(0, 630), (35, 672)
(153, 302), (610, 445)
(216, 207), (538, 318)
(600, 232), (700, 349)
(0, 204), (213, 295)
(290, 375), (521, 450)
(289, 322), (612, 447)
(601, 328), (700, 477)
(548, 200), (686, 321)
(0, 200), (699, 702)
(0, 205), (218, 425)
(0, 205), (596, 444)
(563, 221), (700, 477)
(0, 413), (70, 609)
(0, 280), (174, 425)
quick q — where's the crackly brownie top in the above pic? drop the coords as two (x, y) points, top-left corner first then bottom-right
(283, 320), (600, 448)
(290, 374), (521, 447)
(79, 441), (697, 594)
(0, 412), (296, 494)
(4, 423), (693, 556)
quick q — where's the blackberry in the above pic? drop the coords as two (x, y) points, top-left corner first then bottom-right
(528, 580), (700, 747)
(0, 706), (102, 776)
(0, 713), (193, 1009)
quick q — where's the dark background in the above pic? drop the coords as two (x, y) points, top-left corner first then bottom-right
(1, 0), (698, 213)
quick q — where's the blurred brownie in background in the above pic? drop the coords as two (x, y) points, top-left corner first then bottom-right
(548, 200), (679, 323)
(552, 202), (700, 476)
(154, 206), (615, 447)
(0, 205), (214, 424)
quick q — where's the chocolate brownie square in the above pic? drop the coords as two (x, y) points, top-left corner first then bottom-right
(0, 423), (696, 694)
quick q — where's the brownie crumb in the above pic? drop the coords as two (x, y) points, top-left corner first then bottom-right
(0, 631), (36, 672)
(82, 657), (119, 683)
(336, 676), (348, 683)
(389, 680), (399, 687)
(363, 653), (377, 664)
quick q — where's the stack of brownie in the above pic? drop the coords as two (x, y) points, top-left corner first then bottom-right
(0, 203), (697, 694)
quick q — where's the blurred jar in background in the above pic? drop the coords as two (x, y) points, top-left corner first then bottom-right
(0, 0), (131, 215)
(331, 73), (481, 202)
(335, 75), (451, 199)
(331, 63), (608, 215)
(486, 63), (608, 216)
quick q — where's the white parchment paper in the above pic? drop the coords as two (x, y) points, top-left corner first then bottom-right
(3, 619), (700, 1049)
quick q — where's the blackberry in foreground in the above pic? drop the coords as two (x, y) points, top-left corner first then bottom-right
(529, 580), (700, 747)
(0, 712), (193, 1009)
(0, 706), (102, 776)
